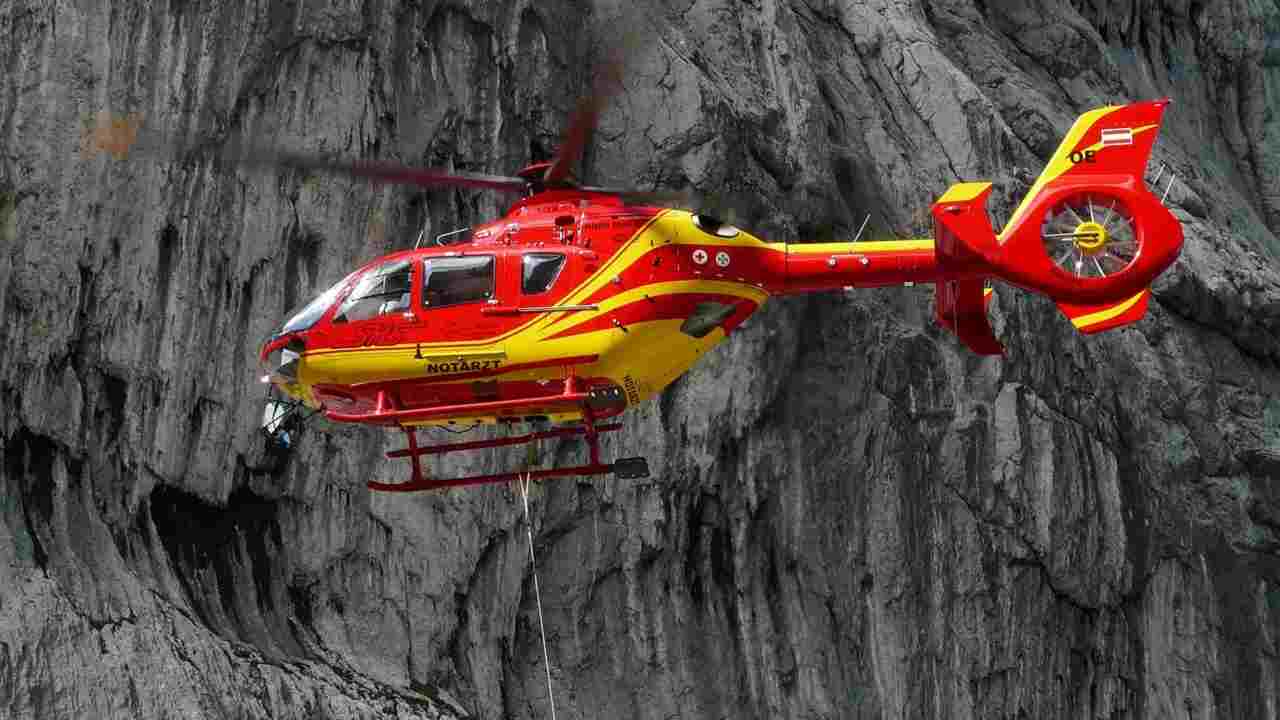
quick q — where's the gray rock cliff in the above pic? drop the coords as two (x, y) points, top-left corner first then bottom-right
(2, 0), (1279, 718)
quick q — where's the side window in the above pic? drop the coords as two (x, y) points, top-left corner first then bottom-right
(522, 253), (565, 295)
(332, 260), (413, 323)
(422, 256), (494, 308)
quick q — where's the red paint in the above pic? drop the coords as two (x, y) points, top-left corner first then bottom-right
(543, 293), (757, 340)
(259, 98), (1186, 490)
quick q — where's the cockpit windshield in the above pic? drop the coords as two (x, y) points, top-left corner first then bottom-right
(278, 272), (357, 336)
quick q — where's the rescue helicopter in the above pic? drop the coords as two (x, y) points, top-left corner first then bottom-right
(242, 85), (1183, 492)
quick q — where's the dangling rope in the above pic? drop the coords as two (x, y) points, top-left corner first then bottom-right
(519, 473), (558, 720)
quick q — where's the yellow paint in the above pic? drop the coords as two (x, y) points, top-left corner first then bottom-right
(779, 239), (934, 255)
(1069, 290), (1148, 329)
(1074, 220), (1108, 253)
(299, 279), (765, 388)
(999, 105), (1121, 240)
(288, 210), (774, 424)
(417, 349), (507, 364)
(937, 182), (993, 204)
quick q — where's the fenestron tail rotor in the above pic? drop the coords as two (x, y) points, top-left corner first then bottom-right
(1040, 192), (1140, 279)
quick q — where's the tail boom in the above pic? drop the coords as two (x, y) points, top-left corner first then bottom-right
(768, 99), (1180, 355)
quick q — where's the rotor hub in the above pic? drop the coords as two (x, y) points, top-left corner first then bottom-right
(1073, 220), (1109, 254)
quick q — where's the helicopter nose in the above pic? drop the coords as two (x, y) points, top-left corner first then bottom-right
(259, 334), (307, 384)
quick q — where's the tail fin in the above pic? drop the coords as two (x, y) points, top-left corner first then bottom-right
(930, 98), (1182, 353)
(1000, 98), (1170, 237)
(1056, 289), (1151, 334)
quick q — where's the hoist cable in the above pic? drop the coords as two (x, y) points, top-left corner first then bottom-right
(519, 474), (558, 720)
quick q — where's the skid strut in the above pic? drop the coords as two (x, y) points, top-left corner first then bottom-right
(366, 376), (649, 492)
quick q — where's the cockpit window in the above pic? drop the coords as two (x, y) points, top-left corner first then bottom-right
(278, 272), (357, 335)
(332, 260), (413, 323)
(422, 256), (494, 307)
(522, 253), (565, 295)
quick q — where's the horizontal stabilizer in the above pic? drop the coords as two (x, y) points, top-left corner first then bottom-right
(1056, 289), (1150, 334)
(936, 278), (1003, 355)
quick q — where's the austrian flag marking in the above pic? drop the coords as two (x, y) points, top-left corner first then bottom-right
(1100, 127), (1134, 147)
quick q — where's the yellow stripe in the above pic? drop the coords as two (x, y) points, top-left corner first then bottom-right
(937, 182), (993, 203)
(297, 281), (768, 386)
(543, 280), (768, 337)
(302, 210), (670, 357)
(778, 239), (934, 255)
(1000, 105), (1122, 239)
(564, 210), (669, 295)
(1069, 290), (1147, 328)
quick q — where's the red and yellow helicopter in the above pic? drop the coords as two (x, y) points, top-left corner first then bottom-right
(249, 95), (1182, 492)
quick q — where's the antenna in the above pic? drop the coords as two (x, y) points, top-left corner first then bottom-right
(852, 213), (872, 243)
(414, 211), (430, 250)
(1160, 171), (1178, 205)
(1149, 162), (1167, 188)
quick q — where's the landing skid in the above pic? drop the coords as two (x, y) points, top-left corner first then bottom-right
(360, 376), (650, 492)
(367, 456), (650, 492)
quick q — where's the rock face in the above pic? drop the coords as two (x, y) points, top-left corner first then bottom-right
(2, 0), (1279, 718)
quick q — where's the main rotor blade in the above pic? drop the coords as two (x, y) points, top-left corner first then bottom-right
(542, 59), (624, 186)
(604, 186), (761, 224)
(577, 185), (697, 207)
(228, 144), (529, 193)
(542, 5), (649, 186)
(138, 130), (529, 194)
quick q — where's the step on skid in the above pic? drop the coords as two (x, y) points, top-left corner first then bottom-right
(361, 375), (650, 492)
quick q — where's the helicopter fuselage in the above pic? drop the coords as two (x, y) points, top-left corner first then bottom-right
(253, 98), (1181, 490)
(260, 189), (943, 429)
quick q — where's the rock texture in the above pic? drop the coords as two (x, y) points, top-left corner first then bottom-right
(3, 0), (1280, 718)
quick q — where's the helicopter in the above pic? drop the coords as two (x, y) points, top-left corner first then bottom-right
(246, 89), (1183, 492)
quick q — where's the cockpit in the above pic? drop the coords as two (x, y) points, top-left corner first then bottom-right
(265, 231), (570, 355)
(278, 271), (357, 336)
(272, 225), (483, 340)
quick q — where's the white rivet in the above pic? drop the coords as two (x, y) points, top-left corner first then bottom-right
(692, 249), (708, 265)
(860, 257), (870, 266)
(827, 257), (838, 268)
(715, 251), (730, 268)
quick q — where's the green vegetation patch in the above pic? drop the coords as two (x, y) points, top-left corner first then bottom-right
(0, 191), (15, 247)
(1231, 477), (1251, 501)
(1264, 14), (1280, 67)
(1, 493), (34, 563)
(1246, 524), (1267, 546)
